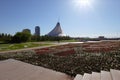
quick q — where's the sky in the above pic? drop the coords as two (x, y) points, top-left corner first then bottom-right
(0, 0), (120, 38)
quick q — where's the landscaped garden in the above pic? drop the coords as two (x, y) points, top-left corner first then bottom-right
(0, 40), (120, 76)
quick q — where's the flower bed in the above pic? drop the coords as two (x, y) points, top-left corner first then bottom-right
(0, 41), (120, 77)
(82, 41), (120, 53)
(33, 41), (120, 56)
(33, 44), (77, 56)
(54, 49), (75, 56)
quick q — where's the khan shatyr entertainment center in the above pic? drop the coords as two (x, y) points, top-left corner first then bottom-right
(47, 22), (65, 37)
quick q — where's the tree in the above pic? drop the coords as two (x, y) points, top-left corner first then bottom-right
(0, 33), (12, 43)
(12, 32), (22, 43)
(21, 32), (31, 42)
(11, 32), (31, 43)
(31, 35), (40, 41)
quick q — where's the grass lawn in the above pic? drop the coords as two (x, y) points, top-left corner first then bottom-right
(0, 42), (54, 51)
(61, 39), (79, 42)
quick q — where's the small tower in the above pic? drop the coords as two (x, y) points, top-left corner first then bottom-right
(35, 26), (40, 36)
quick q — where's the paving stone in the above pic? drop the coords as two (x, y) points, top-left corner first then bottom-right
(111, 69), (120, 80)
(81, 73), (91, 80)
(101, 71), (112, 80)
(74, 74), (83, 80)
(91, 72), (100, 80)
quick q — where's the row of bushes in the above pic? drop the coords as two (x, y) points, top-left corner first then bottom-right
(0, 33), (72, 43)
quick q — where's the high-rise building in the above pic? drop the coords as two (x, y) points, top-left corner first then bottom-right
(35, 26), (40, 36)
(47, 22), (65, 37)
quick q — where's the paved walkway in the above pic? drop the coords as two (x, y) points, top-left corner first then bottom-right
(0, 59), (73, 80)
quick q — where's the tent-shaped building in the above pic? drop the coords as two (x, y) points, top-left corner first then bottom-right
(47, 22), (65, 37)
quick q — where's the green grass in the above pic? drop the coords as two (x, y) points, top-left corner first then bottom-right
(61, 39), (78, 42)
(0, 41), (4, 44)
(0, 42), (53, 51)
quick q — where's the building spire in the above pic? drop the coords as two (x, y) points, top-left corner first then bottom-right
(58, 17), (60, 22)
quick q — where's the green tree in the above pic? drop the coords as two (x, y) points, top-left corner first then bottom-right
(12, 32), (31, 43)
(0, 33), (12, 43)
(22, 31), (31, 42)
(31, 35), (40, 41)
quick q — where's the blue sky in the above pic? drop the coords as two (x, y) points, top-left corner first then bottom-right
(0, 0), (120, 38)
